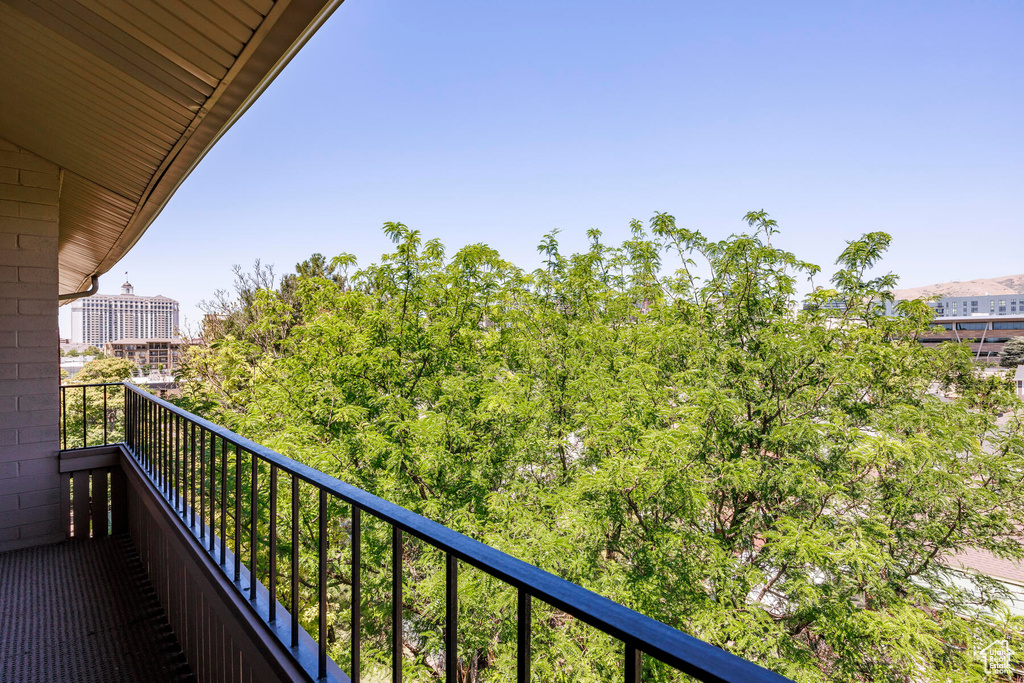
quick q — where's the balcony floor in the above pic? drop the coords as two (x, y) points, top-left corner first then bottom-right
(0, 535), (194, 683)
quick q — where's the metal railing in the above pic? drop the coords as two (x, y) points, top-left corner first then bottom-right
(60, 382), (791, 683)
(59, 382), (125, 450)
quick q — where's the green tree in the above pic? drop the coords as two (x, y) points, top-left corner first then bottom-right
(83, 345), (106, 358)
(178, 214), (1024, 682)
(1000, 337), (1024, 368)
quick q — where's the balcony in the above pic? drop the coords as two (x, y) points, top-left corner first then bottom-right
(0, 382), (793, 682)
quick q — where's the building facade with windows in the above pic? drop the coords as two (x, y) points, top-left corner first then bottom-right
(912, 316), (1024, 361)
(69, 281), (179, 346)
(885, 294), (1024, 318)
(104, 337), (186, 374)
(882, 293), (1024, 361)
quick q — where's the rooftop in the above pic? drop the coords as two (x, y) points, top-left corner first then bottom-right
(107, 337), (185, 345)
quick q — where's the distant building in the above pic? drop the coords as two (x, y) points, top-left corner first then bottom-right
(908, 315), (1024, 362)
(1016, 366), (1024, 401)
(884, 292), (1024, 362)
(802, 298), (847, 314)
(105, 338), (187, 373)
(59, 355), (97, 379)
(70, 279), (179, 346)
(884, 293), (1024, 318)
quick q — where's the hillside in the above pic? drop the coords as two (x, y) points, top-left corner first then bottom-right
(893, 273), (1024, 300)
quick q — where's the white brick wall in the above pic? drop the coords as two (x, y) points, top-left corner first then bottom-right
(0, 136), (62, 551)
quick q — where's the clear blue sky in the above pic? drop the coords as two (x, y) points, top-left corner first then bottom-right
(60, 0), (1024, 336)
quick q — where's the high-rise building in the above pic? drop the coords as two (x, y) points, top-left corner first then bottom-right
(70, 279), (179, 345)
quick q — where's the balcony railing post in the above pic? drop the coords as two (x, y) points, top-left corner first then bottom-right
(319, 488), (328, 680)
(81, 384), (86, 447)
(446, 553), (457, 683)
(190, 421), (196, 529)
(392, 526), (403, 683)
(291, 474), (299, 649)
(517, 590), (531, 683)
(220, 436), (227, 565)
(174, 412), (180, 510)
(269, 464), (278, 623)
(234, 444), (242, 583)
(250, 452), (258, 602)
(200, 428), (207, 542)
(124, 387), (130, 450)
(625, 645), (641, 683)
(160, 405), (166, 492)
(351, 506), (361, 683)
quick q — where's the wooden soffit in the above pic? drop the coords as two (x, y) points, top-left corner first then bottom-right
(0, 0), (343, 297)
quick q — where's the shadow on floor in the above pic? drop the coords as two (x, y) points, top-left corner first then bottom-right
(0, 534), (194, 682)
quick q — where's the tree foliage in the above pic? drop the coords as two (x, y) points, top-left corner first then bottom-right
(1000, 337), (1024, 369)
(178, 213), (1024, 682)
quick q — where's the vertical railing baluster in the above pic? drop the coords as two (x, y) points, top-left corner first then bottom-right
(250, 452), (258, 602)
(190, 422), (196, 528)
(291, 474), (299, 649)
(164, 407), (169, 495)
(221, 436), (227, 565)
(156, 404), (161, 484)
(144, 395), (148, 469)
(176, 414), (182, 511)
(145, 396), (149, 469)
(269, 464), (278, 623)
(625, 645), (641, 683)
(352, 506), (361, 683)
(174, 413), (180, 510)
(61, 387), (66, 450)
(446, 553), (457, 683)
(178, 416), (184, 511)
(318, 488), (328, 680)
(209, 432), (217, 553)
(103, 384), (107, 444)
(234, 444), (242, 583)
(170, 411), (174, 499)
(172, 412), (178, 505)
(162, 406), (168, 494)
(151, 401), (156, 476)
(81, 385), (86, 447)
(125, 389), (131, 449)
(517, 590), (531, 683)
(200, 428), (206, 541)
(393, 526), (403, 683)
(163, 407), (168, 494)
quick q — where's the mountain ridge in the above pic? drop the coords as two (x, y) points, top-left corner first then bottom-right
(893, 274), (1024, 300)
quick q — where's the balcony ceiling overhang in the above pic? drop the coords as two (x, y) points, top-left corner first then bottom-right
(0, 0), (342, 297)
